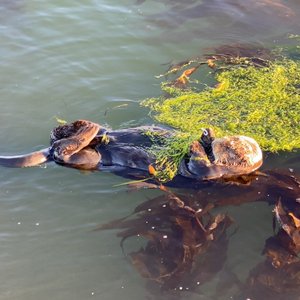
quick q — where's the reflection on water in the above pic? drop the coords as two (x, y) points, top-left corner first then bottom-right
(0, 0), (300, 299)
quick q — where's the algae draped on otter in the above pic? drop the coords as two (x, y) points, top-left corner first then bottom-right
(142, 45), (300, 181)
(145, 131), (198, 182)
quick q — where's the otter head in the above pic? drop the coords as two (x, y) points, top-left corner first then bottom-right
(200, 128), (215, 148)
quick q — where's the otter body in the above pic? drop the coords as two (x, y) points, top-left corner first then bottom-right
(0, 120), (263, 181)
(94, 126), (167, 171)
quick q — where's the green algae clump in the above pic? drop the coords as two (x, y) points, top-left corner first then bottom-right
(147, 132), (198, 182)
(143, 59), (300, 152)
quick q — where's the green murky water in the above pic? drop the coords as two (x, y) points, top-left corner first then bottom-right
(0, 1), (300, 299)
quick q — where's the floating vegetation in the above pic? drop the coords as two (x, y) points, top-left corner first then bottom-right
(53, 116), (68, 125)
(146, 132), (198, 182)
(142, 44), (300, 155)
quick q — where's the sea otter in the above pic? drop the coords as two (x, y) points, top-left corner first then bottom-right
(0, 119), (263, 180)
(179, 127), (263, 180)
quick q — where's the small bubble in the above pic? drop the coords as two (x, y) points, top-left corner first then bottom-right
(179, 286), (183, 290)
(17, 222), (21, 225)
(91, 292), (95, 296)
(148, 208), (152, 212)
(151, 226), (155, 229)
(163, 235), (168, 239)
(35, 223), (40, 226)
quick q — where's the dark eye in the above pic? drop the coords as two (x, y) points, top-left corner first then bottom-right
(203, 129), (209, 136)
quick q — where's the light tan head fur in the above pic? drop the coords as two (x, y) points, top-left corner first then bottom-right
(212, 135), (262, 168)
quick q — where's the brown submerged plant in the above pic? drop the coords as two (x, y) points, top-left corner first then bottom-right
(98, 169), (300, 298)
(98, 186), (233, 292)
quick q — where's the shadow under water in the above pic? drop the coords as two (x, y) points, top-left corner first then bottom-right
(134, 0), (300, 43)
(98, 168), (300, 299)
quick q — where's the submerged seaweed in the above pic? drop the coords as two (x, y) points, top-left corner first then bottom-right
(98, 170), (300, 298)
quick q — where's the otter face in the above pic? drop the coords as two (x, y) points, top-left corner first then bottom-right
(200, 128), (215, 148)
